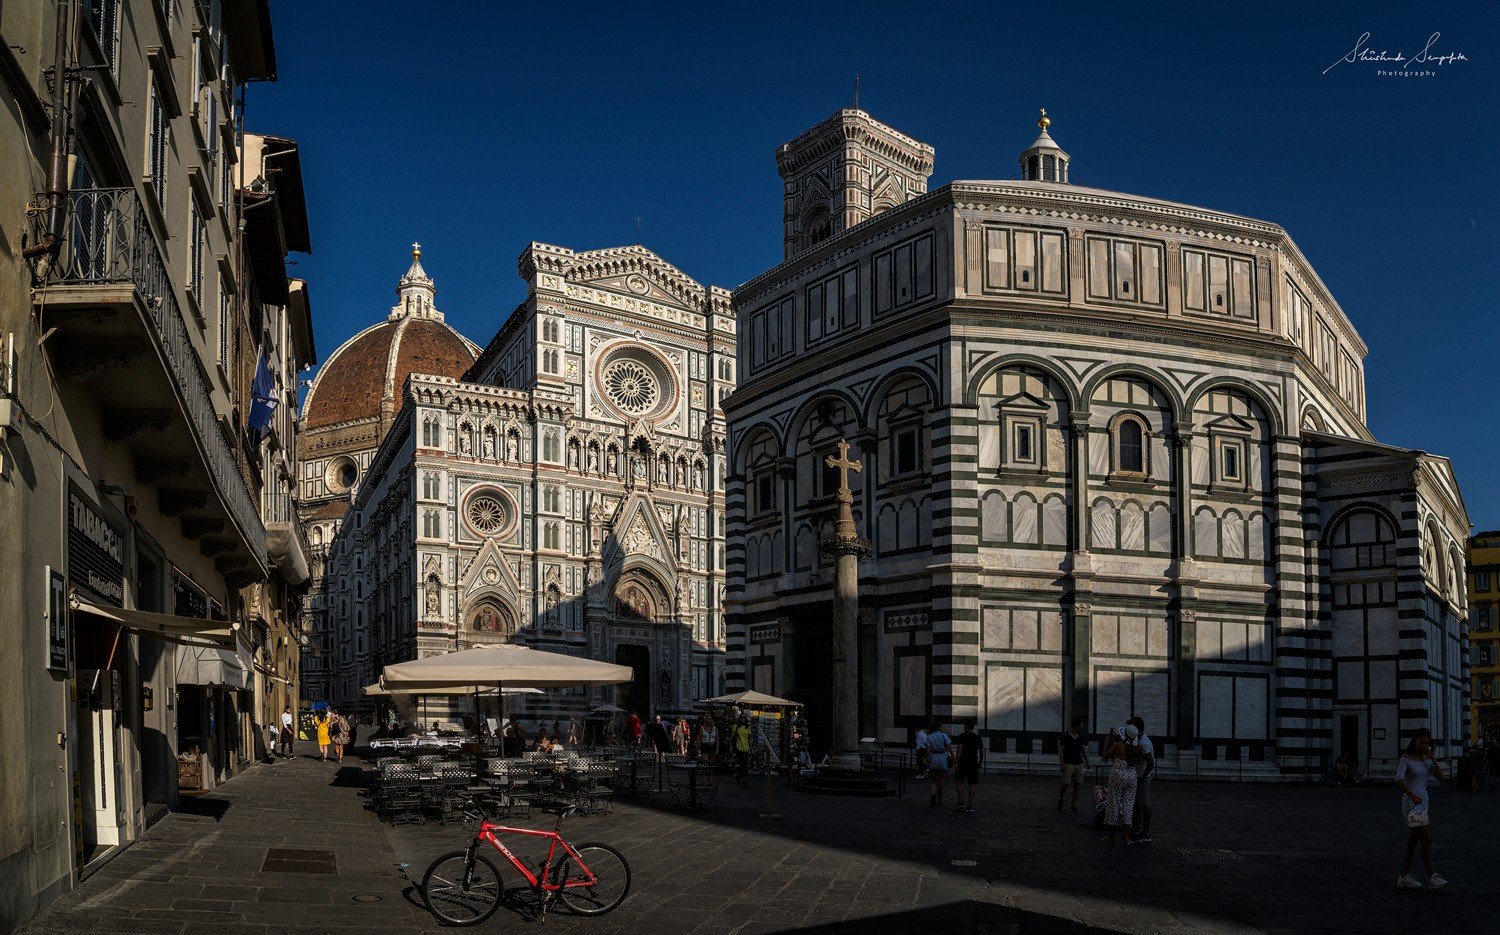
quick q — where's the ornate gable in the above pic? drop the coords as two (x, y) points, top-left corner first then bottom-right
(458, 538), (521, 597)
(606, 494), (676, 570)
(569, 245), (705, 311)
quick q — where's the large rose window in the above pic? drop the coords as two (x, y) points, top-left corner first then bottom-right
(596, 345), (675, 421)
(602, 359), (659, 414)
(463, 488), (515, 538)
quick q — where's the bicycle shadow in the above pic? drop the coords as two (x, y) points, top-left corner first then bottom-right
(400, 881), (550, 924)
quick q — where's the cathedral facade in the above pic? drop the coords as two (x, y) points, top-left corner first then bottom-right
(723, 109), (1471, 780)
(315, 244), (733, 718)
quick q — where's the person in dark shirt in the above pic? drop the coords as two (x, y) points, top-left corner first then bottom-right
(1057, 716), (1090, 812)
(951, 721), (983, 813)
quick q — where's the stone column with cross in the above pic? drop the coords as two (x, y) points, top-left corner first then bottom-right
(819, 438), (872, 771)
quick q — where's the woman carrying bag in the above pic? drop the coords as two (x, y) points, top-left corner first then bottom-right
(1395, 727), (1447, 891)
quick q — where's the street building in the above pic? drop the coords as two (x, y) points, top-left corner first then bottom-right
(1467, 531), (1500, 743)
(0, 1), (313, 928)
(722, 108), (1471, 781)
(307, 243), (733, 722)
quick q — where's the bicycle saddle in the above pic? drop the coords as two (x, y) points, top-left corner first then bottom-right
(541, 804), (578, 818)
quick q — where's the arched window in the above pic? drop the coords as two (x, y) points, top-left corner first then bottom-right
(806, 207), (833, 247)
(1117, 419), (1144, 473)
(543, 431), (560, 462)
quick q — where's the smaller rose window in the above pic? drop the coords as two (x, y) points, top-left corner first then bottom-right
(466, 494), (509, 536)
(602, 359), (660, 414)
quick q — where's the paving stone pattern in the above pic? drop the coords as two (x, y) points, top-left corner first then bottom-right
(18, 745), (1500, 934)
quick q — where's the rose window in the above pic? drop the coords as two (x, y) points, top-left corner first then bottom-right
(466, 495), (509, 536)
(602, 359), (660, 414)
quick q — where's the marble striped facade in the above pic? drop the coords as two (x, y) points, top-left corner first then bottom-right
(724, 157), (1469, 779)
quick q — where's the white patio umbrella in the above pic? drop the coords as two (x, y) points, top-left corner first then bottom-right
(360, 682), (542, 697)
(700, 689), (799, 708)
(380, 644), (634, 733)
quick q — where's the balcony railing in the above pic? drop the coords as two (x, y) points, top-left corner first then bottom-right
(36, 187), (267, 570)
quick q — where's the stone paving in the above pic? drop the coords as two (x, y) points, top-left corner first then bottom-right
(17, 742), (1500, 934)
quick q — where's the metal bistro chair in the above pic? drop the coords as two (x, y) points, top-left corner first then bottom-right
(699, 764), (720, 813)
(577, 762), (615, 815)
(436, 765), (473, 825)
(381, 762), (424, 827)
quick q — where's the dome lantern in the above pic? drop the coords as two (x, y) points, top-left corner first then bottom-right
(1019, 108), (1070, 184)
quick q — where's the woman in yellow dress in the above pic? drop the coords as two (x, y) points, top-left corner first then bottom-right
(315, 711), (331, 761)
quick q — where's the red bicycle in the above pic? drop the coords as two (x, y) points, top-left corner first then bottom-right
(420, 802), (630, 926)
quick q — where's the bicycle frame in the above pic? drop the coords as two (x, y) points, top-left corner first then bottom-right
(466, 820), (598, 893)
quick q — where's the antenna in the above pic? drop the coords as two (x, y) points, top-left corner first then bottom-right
(635, 217), (642, 241)
(853, 74), (860, 111)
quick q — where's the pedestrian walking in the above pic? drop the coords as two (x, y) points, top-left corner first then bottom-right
(676, 716), (691, 756)
(732, 715), (752, 783)
(330, 708), (350, 765)
(1128, 715), (1155, 842)
(1395, 727), (1447, 890)
(278, 705), (295, 758)
(626, 710), (643, 750)
(1101, 725), (1139, 845)
(315, 710), (331, 761)
(567, 717), (579, 746)
(698, 717), (719, 762)
(923, 721), (953, 807)
(1057, 716), (1089, 812)
(915, 725), (930, 778)
(347, 712), (360, 749)
(952, 720), (982, 812)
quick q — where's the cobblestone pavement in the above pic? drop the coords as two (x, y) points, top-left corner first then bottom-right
(18, 745), (1499, 934)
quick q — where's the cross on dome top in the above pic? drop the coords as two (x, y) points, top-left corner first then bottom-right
(391, 242), (442, 321)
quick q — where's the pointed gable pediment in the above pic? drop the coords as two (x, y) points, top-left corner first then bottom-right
(569, 245), (704, 311)
(458, 538), (520, 597)
(607, 494), (675, 570)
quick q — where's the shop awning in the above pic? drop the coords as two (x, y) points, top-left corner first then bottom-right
(72, 599), (236, 648)
(177, 645), (250, 690)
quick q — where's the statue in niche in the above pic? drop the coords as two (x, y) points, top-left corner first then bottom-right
(458, 427), (473, 456)
(693, 463), (704, 489)
(482, 429), (496, 460)
(568, 443), (580, 469)
(587, 445), (599, 472)
(506, 432), (520, 461)
(632, 455), (647, 481)
(425, 576), (441, 616)
(607, 448), (618, 475)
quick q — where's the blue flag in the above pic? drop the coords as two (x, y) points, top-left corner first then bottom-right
(248, 348), (278, 439)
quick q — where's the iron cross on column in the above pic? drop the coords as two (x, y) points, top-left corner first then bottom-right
(824, 438), (862, 503)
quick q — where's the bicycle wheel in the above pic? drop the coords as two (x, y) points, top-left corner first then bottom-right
(554, 842), (631, 915)
(421, 850), (504, 926)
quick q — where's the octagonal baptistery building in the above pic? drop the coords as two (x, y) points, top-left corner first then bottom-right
(723, 109), (1470, 781)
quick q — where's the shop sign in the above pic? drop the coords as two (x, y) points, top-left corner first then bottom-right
(47, 566), (68, 671)
(67, 490), (123, 606)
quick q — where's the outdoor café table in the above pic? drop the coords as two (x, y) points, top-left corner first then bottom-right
(667, 762), (706, 810)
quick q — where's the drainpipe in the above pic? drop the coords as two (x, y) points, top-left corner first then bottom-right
(23, 0), (76, 261)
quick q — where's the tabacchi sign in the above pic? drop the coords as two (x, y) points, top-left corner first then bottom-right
(68, 489), (124, 606)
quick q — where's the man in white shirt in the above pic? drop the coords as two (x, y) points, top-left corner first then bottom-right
(915, 726), (930, 778)
(1128, 715), (1155, 842)
(279, 705), (295, 758)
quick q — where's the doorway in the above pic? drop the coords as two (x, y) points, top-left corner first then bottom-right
(1340, 714), (1360, 776)
(789, 613), (834, 762)
(614, 644), (651, 719)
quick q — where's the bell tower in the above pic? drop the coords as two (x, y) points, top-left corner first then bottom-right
(775, 109), (935, 261)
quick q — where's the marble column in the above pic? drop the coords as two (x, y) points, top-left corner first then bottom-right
(820, 439), (870, 771)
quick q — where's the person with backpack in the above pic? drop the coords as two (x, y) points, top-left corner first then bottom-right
(1101, 725), (1139, 845)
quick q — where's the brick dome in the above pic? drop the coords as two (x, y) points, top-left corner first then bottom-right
(302, 246), (478, 430)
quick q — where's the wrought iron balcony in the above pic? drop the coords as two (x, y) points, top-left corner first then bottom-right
(31, 187), (267, 577)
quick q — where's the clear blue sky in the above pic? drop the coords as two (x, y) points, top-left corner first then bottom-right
(254, 2), (1499, 529)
